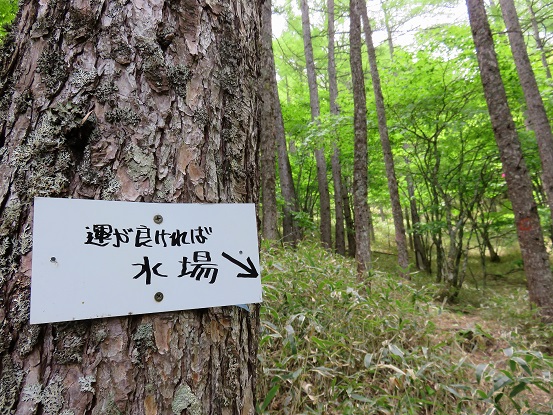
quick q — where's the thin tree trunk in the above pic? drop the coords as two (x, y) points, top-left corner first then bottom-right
(500, 0), (553, 239)
(406, 168), (430, 272)
(368, 204), (376, 242)
(467, 0), (553, 322)
(434, 233), (445, 283)
(342, 177), (357, 257)
(360, 0), (409, 278)
(350, 0), (372, 274)
(271, 37), (301, 245)
(331, 146), (346, 255)
(525, 0), (552, 79)
(380, 0), (395, 59)
(328, 0), (339, 117)
(276, 129), (302, 244)
(405, 206), (414, 250)
(328, 0), (345, 255)
(0, 1), (261, 413)
(482, 226), (501, 262)
(300, 0), (332, 249)
(260, 0), (279, 241)
(314, 148), (332, 248)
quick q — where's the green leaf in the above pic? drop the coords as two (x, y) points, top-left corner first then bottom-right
(364, 353), (373, 368)
(503, 347), (513, 357)
(350, 393), (372, 403)
(508, 382), (528, 398)
(492, 375), (513, 393)
(443, 385), (463, 399)
(388, 343), (404, 358)
(291, 368), (303, 380)
(511, 357), (532, 376)
(416, 362), (434, 378)
(475, 389), (488, 399)
(259, 384), (279, 412)
(377, 364), (406, 376)
(476, 363), (488, 384)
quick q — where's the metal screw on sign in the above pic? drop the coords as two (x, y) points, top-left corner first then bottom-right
(153, 214), (163, 224)
(154, 292), (164, 302)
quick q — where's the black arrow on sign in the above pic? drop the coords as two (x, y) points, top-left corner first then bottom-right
(221, 252), (259, 279)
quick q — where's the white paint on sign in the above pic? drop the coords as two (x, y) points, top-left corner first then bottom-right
(30, 198), (262, 324)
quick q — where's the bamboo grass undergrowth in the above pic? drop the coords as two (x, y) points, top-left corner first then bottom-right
(257, 240), (553, 414)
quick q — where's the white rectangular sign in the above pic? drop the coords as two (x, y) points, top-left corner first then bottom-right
(30, 198), (262, 324)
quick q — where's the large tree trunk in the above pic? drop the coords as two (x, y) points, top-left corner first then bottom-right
(350, 0), (372, 274)
(500, 0), (553, 240)
(300, 0), (332, 249)
(360, 1), (410, 278)
(327, 0), (345, 256)
(0, 1), (261, 413)
(466, 0), (553, 322)
(260, 0), (279, 241)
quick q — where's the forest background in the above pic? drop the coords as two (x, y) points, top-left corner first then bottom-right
(257, 0), (553, 412)
(1, 0), (553, 413)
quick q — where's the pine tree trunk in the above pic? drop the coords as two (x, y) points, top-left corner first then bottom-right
(260, 0), (300, 245)
(271, 71), (300, 245)
(300, 0), (332, 249)
(499, 0), (553, 239)
(276, 127), (301, 244)
(350, 0), (372, 274)
(360, 1), (409, 278)
(467, 0), (553, 322)
(0, 1), (261, 413)
(260, 0), (279, 241)
(327, 0), (345, 255)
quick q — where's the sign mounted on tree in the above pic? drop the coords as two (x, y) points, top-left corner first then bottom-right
(30, 198), (262, 324)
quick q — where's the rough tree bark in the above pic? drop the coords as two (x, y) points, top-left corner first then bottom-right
(466, 0), (553, 322)
(260, 0), (279, 241)
(300, 0), (332, 249)
(499, 0), (553, 239)
(350, 0), (372, 274)
(327, 0), (346, 256)
(0, 1), (261, 413)
(360, 0), (410, 278)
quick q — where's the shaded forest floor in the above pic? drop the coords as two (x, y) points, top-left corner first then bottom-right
(256, 237), (553, 414)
